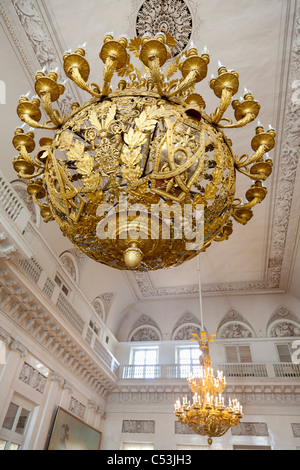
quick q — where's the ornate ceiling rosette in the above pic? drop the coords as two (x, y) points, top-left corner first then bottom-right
(136, 0), (193, 56)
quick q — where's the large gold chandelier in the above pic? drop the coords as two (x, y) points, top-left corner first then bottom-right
(12, 32), (275, 270)
(174, 256), (243, 445)
(174, 332), (243, 445)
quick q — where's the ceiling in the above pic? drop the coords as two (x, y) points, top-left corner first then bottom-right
(0, 0), (299, 337)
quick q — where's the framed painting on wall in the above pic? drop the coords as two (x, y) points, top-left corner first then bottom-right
(47, 407), (102, 450)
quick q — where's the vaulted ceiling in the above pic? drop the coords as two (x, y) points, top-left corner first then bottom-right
(0, 0), (299, 338)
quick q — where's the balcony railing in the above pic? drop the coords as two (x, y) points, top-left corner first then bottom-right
(121, 362), (300, 380)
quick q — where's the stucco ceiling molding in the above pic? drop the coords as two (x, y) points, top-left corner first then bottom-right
(268, 0), (300, 292)
(0, 0), (80, 113)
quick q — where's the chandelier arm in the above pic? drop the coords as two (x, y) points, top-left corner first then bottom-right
(234, 144), (268, 169)
(165, 70), (200, 98)
(146, 56), (165, 97)
(68, 67), (102, 98)
(18, 113), (60, 130)
(102, 57), (119, 96)
(210, 87), (233, 124)
(236, 166), (270, 181)
(16, 168), (44, 180)
(17, 144), (35, 165)
(231, 207), (253, 225)
(217, 112), (256, 129)
(39, 92), (65, 127)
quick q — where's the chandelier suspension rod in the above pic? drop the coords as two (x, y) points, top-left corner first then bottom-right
(197, 254), (204, 331)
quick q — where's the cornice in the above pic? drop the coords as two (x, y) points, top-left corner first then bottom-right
(109, 379), (300, 407)
(0, 261), (118, 397)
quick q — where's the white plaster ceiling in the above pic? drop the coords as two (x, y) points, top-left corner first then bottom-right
(0, 0), (299, 335)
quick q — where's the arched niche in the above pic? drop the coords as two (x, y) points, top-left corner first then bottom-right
(129, 325), (162, 342)
(171, 312), (203, 341)
(59, 250), (79, 285)
(267, 306), (300, 337)
(172, 323), (203, 341)
(92, 297), (105, 322)
(128, 315), (162, 342)
(216, 309), (255, 339)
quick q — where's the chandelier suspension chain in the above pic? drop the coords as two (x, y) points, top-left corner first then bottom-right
(197, 255), (204, 332)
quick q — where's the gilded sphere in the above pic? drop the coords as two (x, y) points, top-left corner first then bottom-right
(43, 91), (235, 270)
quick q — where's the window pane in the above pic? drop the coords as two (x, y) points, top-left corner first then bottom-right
(0, 439), (7, 450)
(277, 344), (292, 362)
(133, 350), (146, 365)
(239, 346), (252, 363)
(226, 346), (239, 363)
(62, 285), (69, 296)
(15, 408), (30, 435)
(2, 403), (18, 430)
(145, 349), (157, 364)
(179, 349), (190, 362)
(191, 349), (200, 363)
(7, 442), (20, 450)
(122, 442), (154, 450)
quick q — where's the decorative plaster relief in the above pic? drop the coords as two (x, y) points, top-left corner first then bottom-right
(59, 251), (79, 284)
(128, 314), (162, 341)
(122, 419), (155, 433)
(19, 361), (47, 394)
(218, 323), (254, 339)
(129, 326), (161, 341)
(69, 397), (86, 419)
(267, 306), (300, 337)
(175, 421), (194, 434)
(291, 423), (300, 438)
(269, 320), (300, 338)
(231, 422), (269, 437)
(172, 324), (201, 340)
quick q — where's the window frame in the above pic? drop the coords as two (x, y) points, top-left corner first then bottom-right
(0, 397), (33, 450)
(275, 342), (293, 363)
(54, 273), (71, 298)
(176, 345), (201, 378)
(225, 344), (253, 363)
(129, 346), (159, 379)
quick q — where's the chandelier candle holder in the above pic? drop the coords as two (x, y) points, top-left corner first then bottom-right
(12, 32), (275, 270)
(174, 332), (243, 445)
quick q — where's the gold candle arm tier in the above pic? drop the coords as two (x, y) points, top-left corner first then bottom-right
(210, 69), (239, 124)
(34, 72), (65, 126)
(231, 182), (267, 225)
(17, 97), (60, 130)
(63, 49), (102, 98)
(146, 56), (165, 97)
(100, 37), (129, 97)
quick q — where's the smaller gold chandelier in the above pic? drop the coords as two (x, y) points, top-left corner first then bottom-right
(174, 332), (243, 445)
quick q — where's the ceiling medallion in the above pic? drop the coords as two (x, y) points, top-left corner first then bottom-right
(12, 32), (275, 271)
(136, 0), (193, 56)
